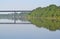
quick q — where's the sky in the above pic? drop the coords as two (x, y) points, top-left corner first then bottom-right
(0, 0), (60, 10)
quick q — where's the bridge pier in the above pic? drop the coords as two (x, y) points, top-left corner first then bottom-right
(14, 12), (16, 24)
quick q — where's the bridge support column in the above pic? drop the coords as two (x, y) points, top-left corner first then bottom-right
(14, 12), (16, 24)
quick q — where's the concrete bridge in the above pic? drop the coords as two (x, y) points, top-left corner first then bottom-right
(0, 10), (32, 24)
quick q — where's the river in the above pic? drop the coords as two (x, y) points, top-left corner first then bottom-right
(0, 19), (60, 39)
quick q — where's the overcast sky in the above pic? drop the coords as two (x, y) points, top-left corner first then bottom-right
(0, 0), (60, 10)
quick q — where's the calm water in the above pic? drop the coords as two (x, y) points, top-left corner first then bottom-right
(0, 19), (60, 39)
(0, 19), (30, 23)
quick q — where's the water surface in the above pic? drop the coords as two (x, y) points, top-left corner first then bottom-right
(0, 24), (60, 39)
(0, 13), (60, 39)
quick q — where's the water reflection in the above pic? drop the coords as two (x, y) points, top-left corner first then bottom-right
(28, 17), (60, 31)
(0, 24), (60, 39)
(0, 13), (30, 23)
(0, 14), (60, 39)
(0, 13), (60, 31)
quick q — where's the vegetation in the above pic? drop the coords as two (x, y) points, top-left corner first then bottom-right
(27, 4), (60, 31)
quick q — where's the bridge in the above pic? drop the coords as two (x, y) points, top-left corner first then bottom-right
(0, 10), (32, 12)
(0, 10), (32, 24)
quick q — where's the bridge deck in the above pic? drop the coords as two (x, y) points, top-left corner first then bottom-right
(0, 10), (32, 12)
(0, 23), (32, 24)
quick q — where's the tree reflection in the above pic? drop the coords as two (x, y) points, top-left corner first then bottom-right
(28, 17), (60, 31)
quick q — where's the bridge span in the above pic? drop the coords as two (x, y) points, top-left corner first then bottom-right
(0, 10), (32, 24)
(0, 10), (32, 12)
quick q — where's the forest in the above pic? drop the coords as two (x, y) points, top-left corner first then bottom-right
(27, 4), (60, 31)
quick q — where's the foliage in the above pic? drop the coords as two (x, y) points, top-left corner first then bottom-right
(27, 4), (60, 31)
